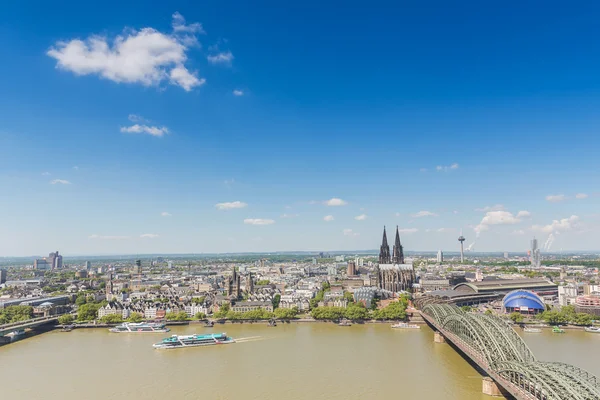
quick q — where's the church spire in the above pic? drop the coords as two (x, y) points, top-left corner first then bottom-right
(392, 225), (404, 264)
(379, 226), (391, 264)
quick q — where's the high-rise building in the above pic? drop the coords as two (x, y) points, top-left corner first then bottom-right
(34, 259), (51, 270)
(458, 233), (466, 263)
(85, 261), (92, 270)
(246, 272), (254, 294)
(48, 251), (63, 269)
(347, 261), (357, 276)
(167, 261), (173, 268)
(504, 252), (509, 260)
(0, 269), (7, 284)
(437, 250), (443, 263)
(531, 238), (541, 268)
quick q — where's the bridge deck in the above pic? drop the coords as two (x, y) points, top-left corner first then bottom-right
(0, 316), (58, 336)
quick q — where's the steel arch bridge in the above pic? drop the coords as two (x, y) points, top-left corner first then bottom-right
(422, 304), (600, 400)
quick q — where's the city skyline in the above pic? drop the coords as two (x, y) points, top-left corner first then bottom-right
(2, 2), (600, 256)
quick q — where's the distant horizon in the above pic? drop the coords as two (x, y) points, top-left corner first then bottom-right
(1, 249), (598, 260)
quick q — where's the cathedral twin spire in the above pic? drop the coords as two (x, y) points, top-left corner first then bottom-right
(379, 226), (404, 264)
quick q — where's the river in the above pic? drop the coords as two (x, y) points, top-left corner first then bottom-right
(1, 323), (599, 400)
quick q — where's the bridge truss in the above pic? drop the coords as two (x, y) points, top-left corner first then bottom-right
(422, 304), (600, 400)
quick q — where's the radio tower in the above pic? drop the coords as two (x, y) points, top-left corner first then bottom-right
(458, 231), (466, 263)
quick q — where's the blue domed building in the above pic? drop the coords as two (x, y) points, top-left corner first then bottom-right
(502, 290), (545, 315)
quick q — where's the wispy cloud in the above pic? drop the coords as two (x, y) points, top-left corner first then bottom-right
(324, 198), (347, 206)
(50, 179), (71, 185)
(436, 163), (459, 172)
(41, 172), (51, 176)
(398, 228), (418, 234)
(419, 168), (427, 172)
(215, 201), (247, 210)
(532, 215), (580, 234)
(546, 194), (566, 203)
(343, 228), (359, 236)
(516, 210), (531, 218)
(233, 89), (244, 96)
(411, 211), (438, 218)
(244, 218), (275, 225)
(47, 13), (206, 91)
(280, 213), (299, 218)
(207, 51), (234, 65)
(475, 204), (505, 212)
(324, 215), (334, 222)
(161, 212), (172, 217)
(576, 193), (588, 199)
(474, 210), (524, 236)
(73, 166), (79, 170)
(140, 233), (159, 238)
(89, 234), (130, 240)
(223, 178), (235, 188)
(354, 214), (367, 221)
(120, 124), (169, 137)
(128, 114), (149, 123)
(512, 229), (525, 235)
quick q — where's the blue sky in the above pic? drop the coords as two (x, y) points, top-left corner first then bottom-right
(1, 1), (599, 256)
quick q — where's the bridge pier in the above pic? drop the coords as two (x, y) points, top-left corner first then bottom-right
(482, 377), (504, 397)
(434, 331), (446, 343)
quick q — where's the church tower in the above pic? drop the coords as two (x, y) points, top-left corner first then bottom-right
(392, 226), (405, 264)
(378, 226), (391, 264)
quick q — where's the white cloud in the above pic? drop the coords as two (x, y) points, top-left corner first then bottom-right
(215, 201), (247, 210)
(398, 228), (418, 234)
(453, 210), (459, 215)
(161, 212), (172, 217)
(532, 215), (580, 234)
(50, 179), (71, 185)
(207, 51), (234, 65)
(120, 124), (169, 137)
(576, 193), (588, 199)
(41, 172), (51, 176)
(233, 89), (244, 96)
(512, 229), (525, 235)
(324, 198), (347, 206)
(280, 213), (299, 218)
(411, 210), (438, 218)
(244, 218), (275, 225)
(343, 228), (359, 236)
(436, 163), (459, 172)
(73, 166), (79, 170)
(47, 13), (205, 91)
(546, 194), (566, 203)
(140, 233), (159, 238)
(354, 214), (367, 221)
(475, 210), (522, 236)
(128, 114), (147, 123)
(475, 204), (505, 212)
(395, 212), (401, 217)
(89, 234), (130, 240)
(324, 215), (334, 222)
(437, 228), (455, 232)
(171, 11), (205, 34)
(516, 210), (531, 218)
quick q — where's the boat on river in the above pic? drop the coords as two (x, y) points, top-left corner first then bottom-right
(585, 326), (600, 333)
(552, 326), (565, 333)
(338, 319), (351, 326)
(153, 333), (235, 349)
(109, 322), (169, 333)
(391, 322), (420, 329)
(523, 327), (542, 333)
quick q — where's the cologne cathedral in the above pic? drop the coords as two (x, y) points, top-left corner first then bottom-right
(375, 226), (415, 293)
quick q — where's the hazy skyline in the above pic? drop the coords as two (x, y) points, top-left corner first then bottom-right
(1, 2), (599, 256)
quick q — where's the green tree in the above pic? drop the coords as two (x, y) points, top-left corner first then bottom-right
(274, 307), (298, 319)
(343, 291), (355, 303)
(256, 279), (270, 285)
(540, 310), (567, 325)
(372, 301), (407, 321)
(484, 309), (493, 316)
(194, 312), (207, 320)
(100, 314), (123, 324)
(58, 314), (74, 325)
(77, 303), (100, 321)
(166, 311), (189, 321)
(192, 296), (206, 305)
(127, 312), (143, 323)
(75, 294), (87, 306)
(322, 281), (331, 291)
(272, 294), (281, 309)
(572, 313), (593, 326)
(311, 306), (345, 320)
(344, 303), (369, 320)
(213, 303), (230, 319)
(460, 305), (473, 313)
(509, 312), (524, 323)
